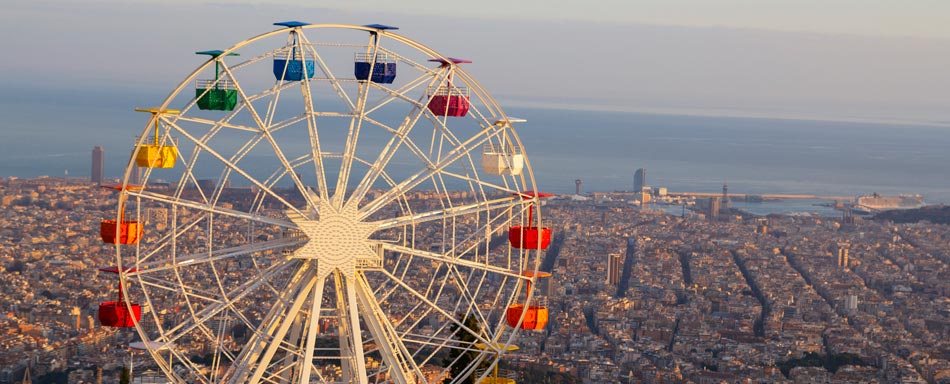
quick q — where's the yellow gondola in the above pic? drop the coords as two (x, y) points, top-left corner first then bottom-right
(134, 108), (179, 168)
(475, 343), (520, 384)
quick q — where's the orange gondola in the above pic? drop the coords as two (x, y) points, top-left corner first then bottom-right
(99, 184), (143, 245)
(505, 271), (551, 330)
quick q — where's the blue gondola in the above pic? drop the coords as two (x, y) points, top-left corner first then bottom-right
(355, 24), (399, 83)
(354, 53), (396, 83)
(273, 21), (315, 81)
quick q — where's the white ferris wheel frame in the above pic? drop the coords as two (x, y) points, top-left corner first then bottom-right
(107, 22), (548, 384)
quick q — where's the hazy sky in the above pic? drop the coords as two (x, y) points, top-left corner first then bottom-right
(2, 0), (949, 124)
(161, 0), (950, 39)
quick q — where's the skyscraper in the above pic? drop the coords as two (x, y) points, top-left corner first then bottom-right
(91, 146), (104, 185)
(633, 168), (646, 192)
(607, 253), (622, 286)
(707, 197), (720, 219)
(575, 179), (582, 195)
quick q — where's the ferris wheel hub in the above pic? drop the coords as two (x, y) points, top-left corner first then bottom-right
(287, 200), (379, 278)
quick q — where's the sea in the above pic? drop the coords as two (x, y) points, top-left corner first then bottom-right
(1, 85), (948, 217)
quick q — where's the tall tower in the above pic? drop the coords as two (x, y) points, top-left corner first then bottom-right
(575, 179), (582, 195)
(91, 146), (104, 185)
(722, 182), (730, 209)
(633, 168), (646, 192)
(607, 253), (622, 286)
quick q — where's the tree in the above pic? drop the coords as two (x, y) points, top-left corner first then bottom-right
(443, 313), (485, 384)
(120, 366), (131, 384)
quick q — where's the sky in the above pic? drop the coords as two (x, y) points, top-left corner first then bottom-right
(1, 0), (949, 124)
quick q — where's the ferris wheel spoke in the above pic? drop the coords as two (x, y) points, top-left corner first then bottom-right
(222, 68), (318, 212)
(379, 243), (521, 280)
(438, 169), (520, 196)
(379, 269), (494, 348)
(260, 124), (319, 209)
(357, 114), (443, 181)
(447, 263), (492, 324)
(332, 47), (379, 208)
(346, 73), (450, 211)
(297, 275), (326, 384)
(297, 32), (356, 110)
(399, 331), (486, 360)
(167, 120), (308, 217)
(333, 271), (369, 384)
(335, 63), (436, 207)
(362, 70), (438, 115)
(234, 260), (317, 383)
(297, 66), (330, 202)
(130, 237), (304, 276)
(244, 279), (316, 384)
(354, 272), (424, 383)
(174, 115), (260, 133)
(159, 258), (300, 347)
(129, 212), (204, 266)
(358, 127), (504, 220)
(374, 196), (519, 231)
(128, 189), (297, 229)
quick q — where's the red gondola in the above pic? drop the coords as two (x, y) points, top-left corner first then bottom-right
(427, 58), (472, 117)
(508, 191), (554, 250)
(97, 266), (141, 328)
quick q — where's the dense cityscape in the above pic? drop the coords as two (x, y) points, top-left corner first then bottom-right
(2, 175), (949, 383)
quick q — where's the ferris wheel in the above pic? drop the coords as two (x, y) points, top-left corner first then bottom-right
(96, 22), (555, 384)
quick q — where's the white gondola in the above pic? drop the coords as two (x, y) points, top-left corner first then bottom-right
(482, 143), (524, 175)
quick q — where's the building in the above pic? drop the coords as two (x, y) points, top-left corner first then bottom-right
(834, 241), (850, 268)
(575, 179), (582, 195)
(633, 168), (646, 192)
(91, 146), (104, 185)
(607, 253), (622, 286)
(707, 197), (720, 219)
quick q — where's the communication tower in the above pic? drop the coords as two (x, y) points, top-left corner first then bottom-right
(722, 182), (730, 209)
